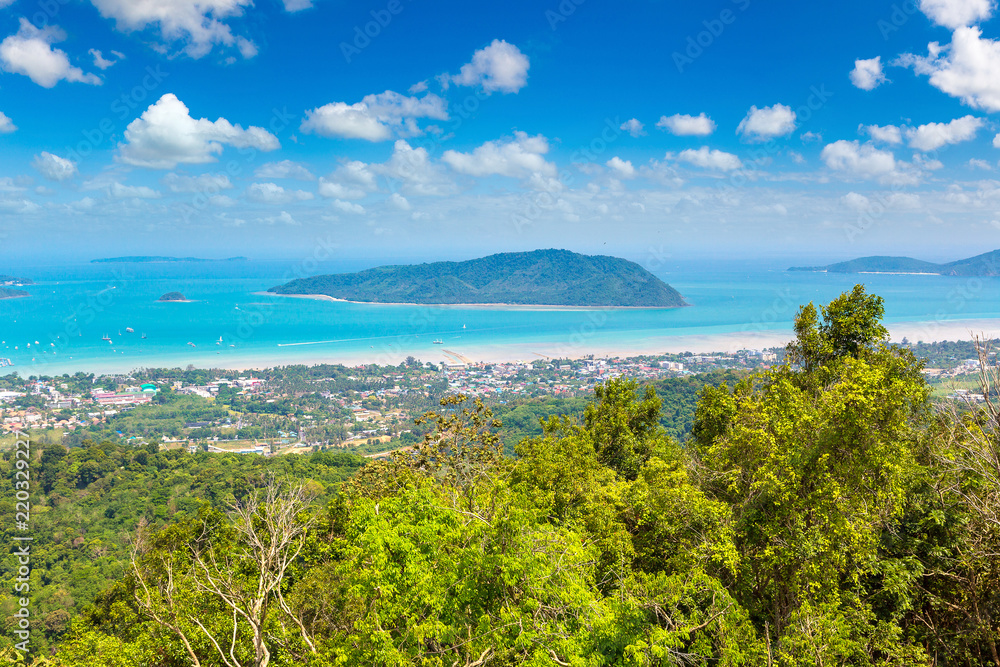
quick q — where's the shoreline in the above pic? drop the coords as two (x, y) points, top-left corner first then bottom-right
(257, 292), (685, 310)
(7, 318), (999, 376)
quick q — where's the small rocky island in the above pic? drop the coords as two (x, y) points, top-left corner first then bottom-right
(0, 287), (28, 300)
(268, 249), (687, 307)
(158, 292), (190, 302)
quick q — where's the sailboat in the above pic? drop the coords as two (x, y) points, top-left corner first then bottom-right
(141, 333), (147, 339)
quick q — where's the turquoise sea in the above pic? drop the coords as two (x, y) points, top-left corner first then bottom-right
(2, 259), (999, 376)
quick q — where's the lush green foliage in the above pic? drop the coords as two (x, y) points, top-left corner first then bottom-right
(268, 249), (686, 307)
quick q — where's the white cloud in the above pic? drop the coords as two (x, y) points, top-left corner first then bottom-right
(246, 182), (313, 204)
(118, 94), (279, 168)
(0, 112), (15, 134)
(446, 39), (529, 93)
(0, 19), (101, 88)
(899, 27), (1000, 111)
(919, 0), (994, 28)
(850, 57), (888, 90)
(90, 0), (253, 59)
(675, 146), (742, 171)
(620, 118), (645, 137)
(254, 160), (315, 180)
(261, 210), (298, 225)
(736, 104), (796, 141)
(442, 131), (556, 179)
(861, 123), (903, 144)
(301, 90), (448, 141)
(109, 182), (161, 199)
(906, 115), (983, 150)
(161, 172), (233, 192)
(969, 158), (993, 169)
(318, 161), (378, 200)
(282, 0), (314, 10)
(820, 140), (900, 181)
(886, 192), (922, 209)
(656, 112), (716, 136)
(994, 132), (1000, 147)
(235, 36), (257, 59)
(375, 141), (455, 196)
(606, 157), (636, 178)
(387, 192), (411, 210)
(842, 192), (871, 213)
(32, 152), (77, 181)
(88, 48), (119, 69)
(332, 199), (366, 215)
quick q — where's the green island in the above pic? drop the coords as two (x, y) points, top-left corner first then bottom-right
(0, 286), (999, 665)
(0, 276), (32, 287)
(789, 248), (1000, 275)
(0, 287), (28, 300)
(157, 292), (189, 302)
(92, 256), (249, 263)
(268, 248), (687, 307)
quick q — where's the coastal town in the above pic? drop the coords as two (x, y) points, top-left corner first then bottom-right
(0, 340), (990, 455)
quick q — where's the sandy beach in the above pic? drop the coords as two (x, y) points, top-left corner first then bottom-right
(258, 292), (684, 311)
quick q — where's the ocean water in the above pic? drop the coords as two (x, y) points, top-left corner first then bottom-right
(1, 259), (998, 376)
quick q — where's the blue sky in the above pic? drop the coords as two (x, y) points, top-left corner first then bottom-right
(2, 0), (1000, 265)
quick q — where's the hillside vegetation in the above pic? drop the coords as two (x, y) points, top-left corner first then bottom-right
(268, 249), (687, 307)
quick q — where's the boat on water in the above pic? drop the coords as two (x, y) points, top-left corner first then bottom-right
(141, 333), (147, 339)
(187, 342), (196, 347)
(433, 339), (444, 344)
(216, 336), (223, 345)
(101, 334), (111, 341)
(125, 327), (134, 333)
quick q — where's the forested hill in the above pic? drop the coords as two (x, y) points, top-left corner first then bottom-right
(789, 249), (1000, 275)
(268, 249), (687, 307)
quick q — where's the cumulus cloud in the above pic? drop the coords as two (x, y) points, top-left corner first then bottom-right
(619, 118), (645, 138)
(906, 115), (983, 150)
(261, 210), (298, 225)
(821, 140), (903, 182)
(736, 104), (796, 141)
(656, 112), (716, 136)
(301, 90), (448, 141)
(375, 141), (455, 196)
(332, 199), (365, 215)
(446, 39), (529, 94)
(898, 27), (1000, 111)
(850, 56), (888, 90)
(842, 192), (871, 213)
(675, 146), (742, 171)
(387, 192), (411, 210)
(919, 0), (994, 28)
(318, 161), (378, 200)
(246, 182), (313, 204)
(0, 19), (101, 88)
(861, 123), (903, 144)
(90, 0), (254, 59)
(161, 172), (233, 192)
(442, 132), (556, 179)
(994, 132), (1000, 147)
(118, 94), (279, 169)
(254, 160), (315, 180)
(0, 112), (15, 134)
(32, 152), (77, 181)
(606, 157), (636, 178)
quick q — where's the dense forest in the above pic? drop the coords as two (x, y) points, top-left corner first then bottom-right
(2, 285), (1000, 665)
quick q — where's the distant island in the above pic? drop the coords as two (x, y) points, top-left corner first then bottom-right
(158, 292), (190, 302)
(789, 249), (1000, 276)
(268, 249), (687, 307)
(0, 287), (28, 300)
(93, 256), (249, 263)
(0, 275), (33, 286)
